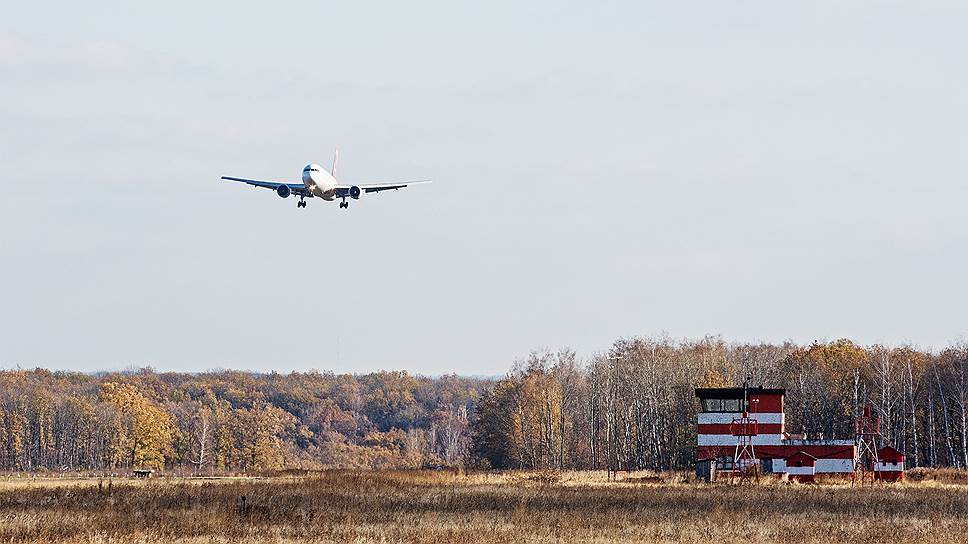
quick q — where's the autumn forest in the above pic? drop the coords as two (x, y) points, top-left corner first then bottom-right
(2, 337), (967, 474)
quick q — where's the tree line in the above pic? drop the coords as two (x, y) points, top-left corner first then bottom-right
(0, 369), (482, 472)
(475, 338), (968, 472)
(2, 337), (967, 473)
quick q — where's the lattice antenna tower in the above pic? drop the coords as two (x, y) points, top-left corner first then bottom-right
(854, 404), (881, 486)
(730, 382), (759, 484)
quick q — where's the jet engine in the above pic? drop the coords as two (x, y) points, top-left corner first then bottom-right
(349, 185), (362, 199)
(276, 185), (291, 198)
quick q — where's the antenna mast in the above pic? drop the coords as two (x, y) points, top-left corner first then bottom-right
(730, 381), (759, 484)
(854, 404), (881, 485)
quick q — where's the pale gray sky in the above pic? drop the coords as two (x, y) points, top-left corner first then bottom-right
(2, 2), (966, 375)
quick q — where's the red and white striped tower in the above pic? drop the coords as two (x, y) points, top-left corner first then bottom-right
(729, 387), (759, 484)
(697, 387), (861, 479)
(854, 405), (881, 486)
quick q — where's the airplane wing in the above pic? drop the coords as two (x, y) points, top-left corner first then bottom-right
(337, 180), (432, 194)
(221, 176), (311, 196)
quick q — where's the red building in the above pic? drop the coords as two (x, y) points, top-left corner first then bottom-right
(785, 451), (817, 483)
(875, 446), (905, 481)
(696, 387), (856, 479)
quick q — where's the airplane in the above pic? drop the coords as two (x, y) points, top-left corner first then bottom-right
(221, 151), (430, 209)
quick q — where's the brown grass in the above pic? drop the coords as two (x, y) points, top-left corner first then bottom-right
(906, 467), (968, 485)
(1, 470), (967, 543)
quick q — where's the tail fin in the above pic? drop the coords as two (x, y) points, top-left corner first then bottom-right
(331, 149), (339, 179)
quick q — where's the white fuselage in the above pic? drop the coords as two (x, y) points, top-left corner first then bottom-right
(302, 163), (338, 200)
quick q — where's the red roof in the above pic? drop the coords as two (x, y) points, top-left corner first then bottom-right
(786, 451), (817, 466)
(878, 445), (904, 462)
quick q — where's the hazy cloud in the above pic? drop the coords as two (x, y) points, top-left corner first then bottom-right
(0, 34), (143, 70)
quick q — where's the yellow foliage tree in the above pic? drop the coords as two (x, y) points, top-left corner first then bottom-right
(101, 382), (174, 470)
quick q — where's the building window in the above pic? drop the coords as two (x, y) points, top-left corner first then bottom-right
(701, 398), (748, 413)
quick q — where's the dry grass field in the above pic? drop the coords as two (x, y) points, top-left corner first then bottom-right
(1, 470), (967, 543)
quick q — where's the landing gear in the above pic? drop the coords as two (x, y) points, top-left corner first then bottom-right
(339, 199), (349, 209)
(297, 200), (307, 209)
